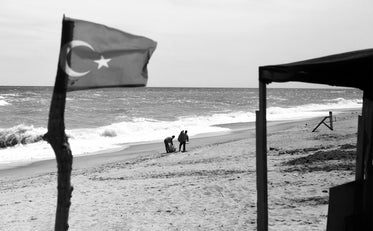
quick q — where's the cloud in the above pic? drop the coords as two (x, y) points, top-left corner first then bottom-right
(1, 0), (373, 87)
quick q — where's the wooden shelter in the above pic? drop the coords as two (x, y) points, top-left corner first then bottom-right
(256, 49), (373, 231)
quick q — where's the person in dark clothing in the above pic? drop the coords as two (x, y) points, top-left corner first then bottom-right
(164, 135), (175, 153)
(178, 130), (184, 151)
(178, 130), (189, 152)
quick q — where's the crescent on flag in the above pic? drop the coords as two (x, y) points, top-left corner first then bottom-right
(59, 40), (95, 78)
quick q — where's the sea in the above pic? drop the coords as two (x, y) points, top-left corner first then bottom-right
(0, 86), (363, 167)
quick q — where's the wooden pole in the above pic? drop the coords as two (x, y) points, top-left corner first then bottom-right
(361, 97), (373, 230)
(350, 115), (364, 230)
(256, 80), (268, 231)
(352, 96), (373, 230)
(43, 17), (74, 231)
(356, 115), (364, 181)
(329, 111), (333, 130)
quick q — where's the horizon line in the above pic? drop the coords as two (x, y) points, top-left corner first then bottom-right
(0, 85), (355, 90)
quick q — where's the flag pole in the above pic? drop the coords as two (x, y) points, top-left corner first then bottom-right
(44, 17), (74, 231)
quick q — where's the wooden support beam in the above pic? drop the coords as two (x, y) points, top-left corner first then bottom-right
(256, 80), (268, 231)
(361, 97), (373, 230)
(356, 115), (364, 181)
(351, 96), (373, 230)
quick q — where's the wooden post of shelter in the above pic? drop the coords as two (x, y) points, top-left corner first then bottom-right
(256, 79), (268, 231)
(351, 114), (365, 230)
(356, 115), (364, 181)
(43, 17), (74, 231)
(358, 95), (373, 230)
(335, 95), (373, 230)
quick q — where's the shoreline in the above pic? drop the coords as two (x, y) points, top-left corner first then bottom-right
(0, 110), (355, 177)
(0, 122), (254, 178)
(0, 107), (359, 173)
(0, 115), (317, 177)
(0, 109), (361, 230)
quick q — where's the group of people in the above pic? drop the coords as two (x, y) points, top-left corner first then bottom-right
(164, 130), (189, 153)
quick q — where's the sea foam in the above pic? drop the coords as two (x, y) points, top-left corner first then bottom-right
(0, 100), (9, 106)
(0, 97), (362, 166)
(0, 124), (44, 148)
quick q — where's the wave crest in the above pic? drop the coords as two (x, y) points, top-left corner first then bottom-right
(0, 100), (10, 106)
(0, 125), (45, 148)
(100, 129), (117, 137)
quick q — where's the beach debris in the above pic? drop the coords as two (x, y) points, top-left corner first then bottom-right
(339, 143), (356, 150)
(313, 133), (356, 141)
(288, 196), (329, 206)
(284, 149), (355, 166)
(277, 145), (331, 155)
(312, 111), (335, 132)
(282, 147), (356, 173)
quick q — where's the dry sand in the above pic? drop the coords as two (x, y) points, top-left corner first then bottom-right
(0, 110), (360, 230)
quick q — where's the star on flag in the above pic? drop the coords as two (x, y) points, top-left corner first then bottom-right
(94, 56), (111, 69)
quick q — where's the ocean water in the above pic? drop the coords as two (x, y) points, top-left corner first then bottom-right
(0, 87), (363, 166)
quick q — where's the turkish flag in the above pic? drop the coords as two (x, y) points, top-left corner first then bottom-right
(57, 17), (157, 91)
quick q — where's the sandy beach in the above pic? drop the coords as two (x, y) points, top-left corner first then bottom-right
(0, 109), (360, 230)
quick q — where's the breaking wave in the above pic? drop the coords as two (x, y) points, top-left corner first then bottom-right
(0, 125), (45, 148)
(0, 100), (10, 106)
(0, 97), (362, 165)
(267, 98), (362, 121)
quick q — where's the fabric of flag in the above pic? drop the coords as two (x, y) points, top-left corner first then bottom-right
(58, 17), (157, 91)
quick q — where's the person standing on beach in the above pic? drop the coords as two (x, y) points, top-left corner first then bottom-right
(164, 135), (175, 153)
(177, 130), (184, 151)
(178, 130), (189, 152)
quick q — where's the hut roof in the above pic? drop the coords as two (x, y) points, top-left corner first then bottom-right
(259, 49), (373, 93)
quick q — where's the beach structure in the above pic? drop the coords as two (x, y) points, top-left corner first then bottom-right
(256, 49), (373, 231)
(312, 111), (334, 132)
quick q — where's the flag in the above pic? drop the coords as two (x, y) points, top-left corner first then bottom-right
(58, 17), (157, 91)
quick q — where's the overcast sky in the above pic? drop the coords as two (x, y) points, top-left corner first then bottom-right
(1, 0), (373, 88)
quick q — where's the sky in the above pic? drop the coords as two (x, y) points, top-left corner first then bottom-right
(1, 0), (373, 88)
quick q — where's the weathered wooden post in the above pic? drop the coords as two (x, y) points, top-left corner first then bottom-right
(360, 96), (373, 230)
(329, 111), (333, 130)
(43, 16), (74, 231)
(256, 78), (268, 231)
